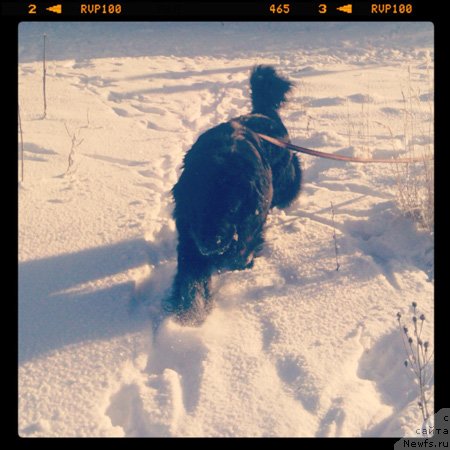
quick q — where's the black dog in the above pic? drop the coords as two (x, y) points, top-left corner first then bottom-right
(167, 65), (302, 325)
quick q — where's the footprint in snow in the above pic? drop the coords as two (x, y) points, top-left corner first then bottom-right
(276, 355), (321, 413)
(146, 320), (208, 414)
(316, 397), (346, 437)
(105, 319), (208, 436)
(112, 107), (134, 118)
(105, 369), (184, 437)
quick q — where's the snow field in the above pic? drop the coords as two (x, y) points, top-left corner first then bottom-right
(18, 23), (433, 437)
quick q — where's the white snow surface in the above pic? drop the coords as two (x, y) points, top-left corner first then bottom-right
(18, 22), (434, 437)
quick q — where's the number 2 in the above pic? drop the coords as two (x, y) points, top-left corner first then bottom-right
(28, 4), (37, 14)
(319, 4), (327, 13)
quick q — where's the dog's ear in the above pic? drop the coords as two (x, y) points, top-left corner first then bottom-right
(250, 65), (294, 114)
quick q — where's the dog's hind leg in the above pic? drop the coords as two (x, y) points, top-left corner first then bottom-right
(165, 236), (214, 326)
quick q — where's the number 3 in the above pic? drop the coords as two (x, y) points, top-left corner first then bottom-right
(319, 4), (327, 13)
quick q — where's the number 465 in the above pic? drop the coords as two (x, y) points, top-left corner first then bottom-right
(270, 4), (290, 14)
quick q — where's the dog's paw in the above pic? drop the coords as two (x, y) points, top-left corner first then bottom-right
(173, 310), (206, 327)
(171, 295), (214, 327)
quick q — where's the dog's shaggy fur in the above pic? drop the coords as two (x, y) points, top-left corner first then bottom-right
(167, 65), (302, 325)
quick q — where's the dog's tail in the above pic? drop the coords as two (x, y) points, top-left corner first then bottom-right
(250, 65), (293, 115)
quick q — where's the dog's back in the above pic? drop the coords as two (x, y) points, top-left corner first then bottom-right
(173, 121), (272, 262)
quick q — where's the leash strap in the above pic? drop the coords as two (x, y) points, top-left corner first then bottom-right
(256, 133), (433, 164)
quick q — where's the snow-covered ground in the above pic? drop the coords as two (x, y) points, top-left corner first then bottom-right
(18, 22), (434, 437)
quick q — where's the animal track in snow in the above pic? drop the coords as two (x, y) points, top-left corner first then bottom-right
(357, 330), (419, 411)
(105, 365), (185, 436)
(260, 318), (279, 351)
(347, 93), (375, 103)
(317, 397), (346, 436)
(20, 143), (58, 163)
(21, 66), (36, 75)
(131, 104), (166, 114)
(275, 355), (321, 413)
(147, 321), (209, 414)
(306, 96), (346, 107)
(105, 319), (209, 436)
(84, 153), (148, 167)
(72, 59), (95, 69)
(112, 107), (134, 118)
